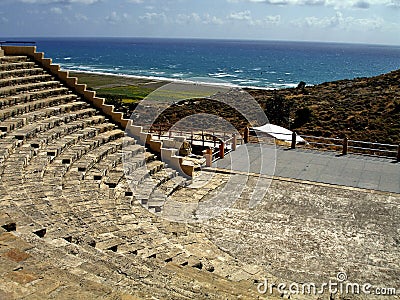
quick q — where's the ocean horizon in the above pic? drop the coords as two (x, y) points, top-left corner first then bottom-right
(5, 37), (400, 89)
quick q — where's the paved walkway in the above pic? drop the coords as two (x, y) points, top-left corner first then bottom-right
(213, 144), (400, 193)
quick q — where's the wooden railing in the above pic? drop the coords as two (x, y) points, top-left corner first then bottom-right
(251, 129), (400, 161)
(143, 124), (400, 162)
(292, 133), (399, 160)
(142, 123), (240, 162)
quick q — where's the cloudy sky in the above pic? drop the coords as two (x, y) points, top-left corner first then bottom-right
(1, 0), (400, 45)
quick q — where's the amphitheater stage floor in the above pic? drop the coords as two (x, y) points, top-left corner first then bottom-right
(213, 143), (400, 194)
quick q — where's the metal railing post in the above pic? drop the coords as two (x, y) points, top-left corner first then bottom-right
(205, 148), (212, 167)
(219, 142), (225, 159)
(397, 144), (400, 162)
(291, 132), (296, 149)
(232, 134), (237, 151)
(342, 136), (348, 155)
(244, 127), (249, 144)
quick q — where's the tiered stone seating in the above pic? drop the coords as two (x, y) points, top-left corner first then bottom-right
(0, 54), (263, 299)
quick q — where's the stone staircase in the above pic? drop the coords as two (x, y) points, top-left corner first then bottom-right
(0, 53), (264, 299)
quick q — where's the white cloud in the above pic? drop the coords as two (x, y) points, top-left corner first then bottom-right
(348, 16), (385, 30)
(298, 11), (343, 28)
(264, 15), (281, 24)
(139, 12), (167, 24)
(202, 14), (225, 25)
(75, 13), (88, 21)
(50, 7), (62, 14)
(235, 0), (400, 9)
(387, 0), (400, 7)
(227, 10), (281, 26)
(106, 11), (129, 24)
(176, 13), (201, 24)
(174, 10), (281, 27)
(18, 0), (99, 4)
(175, 13), (225, 25)
(0, 16), (9, 23)
(228, 10), (252, 21)
(292, 11), (386, 30)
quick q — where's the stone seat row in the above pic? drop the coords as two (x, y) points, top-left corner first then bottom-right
(0, 73), (53, 88)
(0, 134), (133, 238)
(0, 67), (44, 80)
(13, 227), (226, 299)
(0, 86), (72, 109)
(18, 127), (203, 268)
(0, 80), (61, 97)
(6, 146), (188, 266)
(11, 107), (96, 141)
(0, 100), (86, 134)
(59, 174), (211, 273)
(0, 228), (138, 299)
(0, 94), (78, 122)
(0, 55), (29, 64)
(0, 115), (106, 165)
(0, 61), (36, 72)
(1, 145), (250, 299)
(0, 110), (111, 186)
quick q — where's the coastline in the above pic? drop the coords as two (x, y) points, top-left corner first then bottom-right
(66, 69), (293, 91)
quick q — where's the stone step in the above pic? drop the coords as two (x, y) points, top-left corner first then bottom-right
(0, 73), (53, 88)
(145, 151), (156, 163)
(27, 86), (71, 100)
(0, 115), (106, 166)
(0, 94), (78, 122)
(74, 134), (136, 174)
(10, 107), (97, 141)
(31, 142), (138, 239)
(100, 143), (145, 191)
(0, 93), (32, 109)
(0, 86), (73, 108)
(9, 137), (129, 232)
(0, 79), (61, 96)
(0, 56), (29, 64)
(0, 67), (44, 80)
(29, 115), (107, 149)
(145, 172), (189, 213)
(45, 125), (114, 159)
(51, 130), (125, 170)
(0, 101), (89, 134)
(134, 167), (176, 204)
(104, 168), (125, 188)
(0, 80), (62, 97)
(146, 191), (166, 213)
(146, 160), (165, 174)
(156, 173), (188, 196)
(0, 61), (36, 72)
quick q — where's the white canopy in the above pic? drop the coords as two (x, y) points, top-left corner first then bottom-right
(251, 124), (306, 143)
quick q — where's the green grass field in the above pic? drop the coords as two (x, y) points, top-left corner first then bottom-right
(70, 71), (224, 103)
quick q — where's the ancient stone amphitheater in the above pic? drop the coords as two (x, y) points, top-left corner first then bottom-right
(0, 46), (399, 300)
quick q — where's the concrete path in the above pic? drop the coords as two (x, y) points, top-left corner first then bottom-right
(213, 144), (400, 193)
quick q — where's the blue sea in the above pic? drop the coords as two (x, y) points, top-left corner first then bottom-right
(15, 37), (400, 89)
